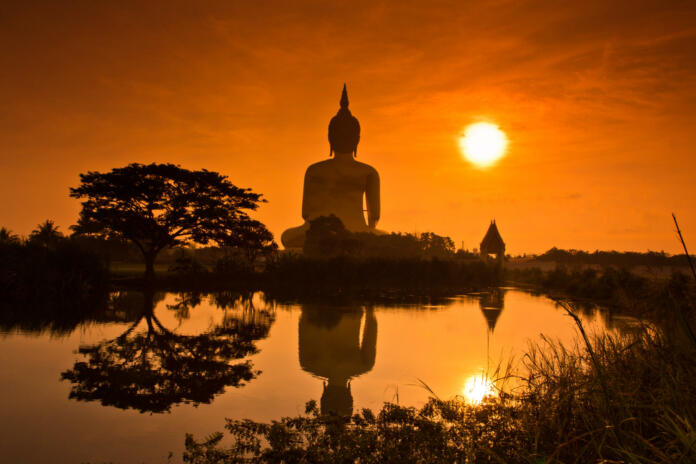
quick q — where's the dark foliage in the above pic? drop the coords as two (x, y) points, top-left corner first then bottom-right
(303, 215), (456, 260)
(70, 163), (273, 280)
(184, 398), (526, 463)
(70, 235), (142, 266)
(27, 219), (64, 248)
(265, 254), (501, 298)
(507, 265), (695, 321)
(534, 246), (694, 268)
(0, 227), (21, 244)
(303, 215), (357, 258)
(0, 238), (110, 334)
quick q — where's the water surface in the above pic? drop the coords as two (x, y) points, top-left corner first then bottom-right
(0, 289), (628, 463)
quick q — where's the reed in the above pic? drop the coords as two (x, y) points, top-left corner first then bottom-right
(184, 312), (696, 463)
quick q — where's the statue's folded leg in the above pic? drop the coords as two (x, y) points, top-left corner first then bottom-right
(281, 222), (310, 250)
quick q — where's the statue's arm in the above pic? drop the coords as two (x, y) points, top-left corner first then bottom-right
(301, 168), (313, 220)
(365, 168), (380, 228)
(359, 307), (378, 371)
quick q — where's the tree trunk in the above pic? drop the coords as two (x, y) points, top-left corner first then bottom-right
(144, 252), (156, 282)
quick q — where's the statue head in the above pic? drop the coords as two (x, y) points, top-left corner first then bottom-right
(328, 84), (360, 156)
(321, 381), (353, 416)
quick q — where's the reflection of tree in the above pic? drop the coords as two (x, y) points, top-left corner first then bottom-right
(166, 291), (203, 323)
(61, 288), (274, 413)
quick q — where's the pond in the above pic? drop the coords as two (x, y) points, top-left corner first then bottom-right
(0, 288), (632, 463)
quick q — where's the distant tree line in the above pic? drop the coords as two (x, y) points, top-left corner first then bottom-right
(0, 222), (110, 330)
(532, 247), (692, 268)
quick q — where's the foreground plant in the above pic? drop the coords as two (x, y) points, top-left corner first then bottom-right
(184, 324), (696, 464)
(184, 397), (525, 463)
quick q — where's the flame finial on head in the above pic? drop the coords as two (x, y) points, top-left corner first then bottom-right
(340, 83), (349, 109)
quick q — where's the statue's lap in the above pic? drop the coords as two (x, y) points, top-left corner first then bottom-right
(281, 223), (310, 249)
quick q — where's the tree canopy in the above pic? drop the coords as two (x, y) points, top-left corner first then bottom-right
(28, 220), (64, 248)
(0, 227), (20, 245)
(70, 163), (274, 279)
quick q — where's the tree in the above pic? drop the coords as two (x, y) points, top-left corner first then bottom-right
(0, 227), (20, 245)
(70, 163), (273, 280)
(303, 215), (358, 258)
(28, 220), (64, 248)
(221, 218), (278, 265)
(418, 232), (455, 259)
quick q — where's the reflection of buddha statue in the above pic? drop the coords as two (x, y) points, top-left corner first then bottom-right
(298, 305), (377, 416)
(281, 85), (381, 250)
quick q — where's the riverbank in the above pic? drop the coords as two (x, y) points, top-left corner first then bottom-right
(109, 257), (695, 319)
(505, 265), (695, 325)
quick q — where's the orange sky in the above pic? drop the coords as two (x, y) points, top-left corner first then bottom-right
(2, 1), (696, 254)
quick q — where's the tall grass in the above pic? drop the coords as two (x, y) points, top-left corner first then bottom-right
(184, 310), (696, 464)
(519, 329), (695, 462)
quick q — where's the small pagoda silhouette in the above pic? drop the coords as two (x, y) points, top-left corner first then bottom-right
(480, 220), (505, 262)
(479, 288), (505, 371)
(480, 289), (504, 333)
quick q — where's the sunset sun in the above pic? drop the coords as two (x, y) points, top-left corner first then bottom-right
(462, 374), (497, 405)
(459, 122), (508, 168)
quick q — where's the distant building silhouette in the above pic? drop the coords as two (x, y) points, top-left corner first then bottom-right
(478, 288), (506, 372)
(281, 84), (382, 250)
(479, 288), (505, 333)
(480, 220), (505, 262)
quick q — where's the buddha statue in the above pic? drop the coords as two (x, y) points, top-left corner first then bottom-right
(298, 305), (377, 416)
(281, 84), (381, 250)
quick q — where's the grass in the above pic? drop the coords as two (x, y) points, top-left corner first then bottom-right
(506, 265), (694, 321)
(110, 262), (171, 275)
(183, 300), (696, 464)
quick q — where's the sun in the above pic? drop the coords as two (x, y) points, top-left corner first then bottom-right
(459, 122), (508, 168)
(462, 374), (497, 405)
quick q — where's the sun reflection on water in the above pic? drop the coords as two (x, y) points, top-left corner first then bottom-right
(462, 373), (497, 405)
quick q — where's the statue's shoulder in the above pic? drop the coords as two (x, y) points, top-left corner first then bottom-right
(306, 159), (333, 172)
(355, 160), (379, 176)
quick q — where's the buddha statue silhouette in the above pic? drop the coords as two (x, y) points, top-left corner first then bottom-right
(298, 305), (377, 416)
(281, 84), (381, 250)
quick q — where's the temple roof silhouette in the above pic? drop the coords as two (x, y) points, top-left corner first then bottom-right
(479, 289), (505, 332)
(481, 307), (502, 332)
(480, 220), (505, 252)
